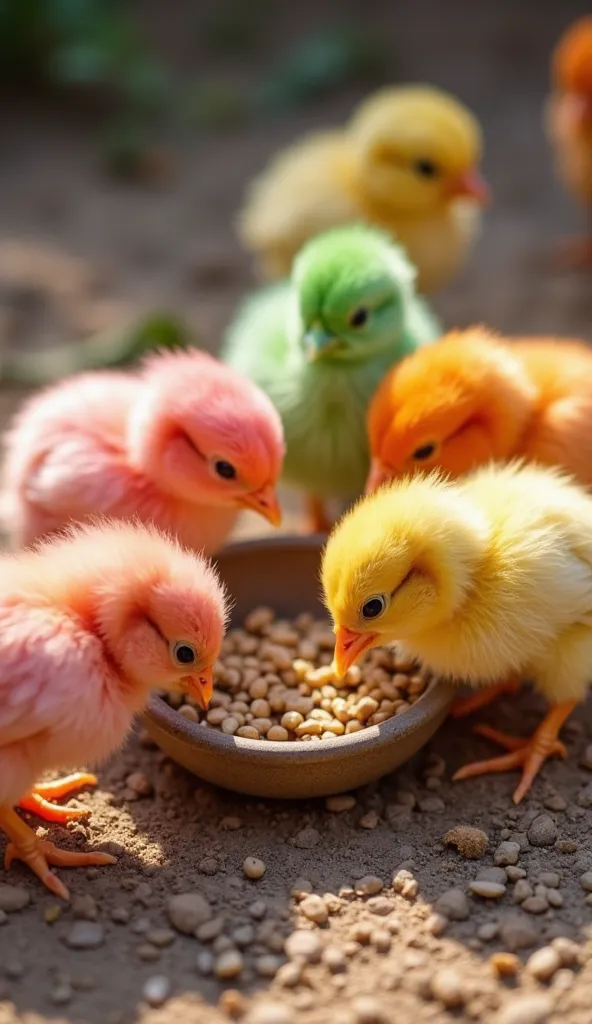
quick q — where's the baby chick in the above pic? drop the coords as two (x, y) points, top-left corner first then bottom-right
(0, 519), (227, 897)
(239, 85), (489, 293)
(323, 461), (592, 803)
(546, 16), (592, 266)
(366, 327), (592, 492)
(2, 349), (284, 551)
(224, 224), (440, 532)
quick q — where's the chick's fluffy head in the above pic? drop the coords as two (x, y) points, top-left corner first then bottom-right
(322, 473), (488, 641)
(367, 328), (535, 482)
(553, 17), (592, 94)
(350, 85), (485, 215)
(293, 224), (415, 362)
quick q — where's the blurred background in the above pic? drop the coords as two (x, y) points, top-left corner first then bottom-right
(0, 0), (590, 478)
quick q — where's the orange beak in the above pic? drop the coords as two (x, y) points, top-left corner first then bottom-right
(365, 458), (392, 494)
(447, 168), (490, 205)
(183, 664), (214, 711)
(333, 626), (379, 678)
(239, 483), (282, 527)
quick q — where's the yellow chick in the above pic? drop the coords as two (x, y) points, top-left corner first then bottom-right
(239, 85), (489, 294)
(322, 461), (592, 803)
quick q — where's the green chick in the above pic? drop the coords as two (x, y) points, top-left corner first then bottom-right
(223, 223), (441, 532)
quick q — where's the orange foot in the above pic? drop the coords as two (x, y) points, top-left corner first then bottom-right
(1, 805), (116, 900)
(450, 679), (522, 719)
(306, 496), (333, 534)
(18, 772), (97, 824)
(552, 236), (592, 269)
(452, 701), (576, 804)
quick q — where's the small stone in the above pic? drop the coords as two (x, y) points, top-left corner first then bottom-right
(167, 893), (212, 934)
(528, 815), (557, 847)
(126, 772), (153, 797)
(544, 793), (567, 812)
(233, 924), (255, 947)
(51, 983), (73, 1005)
(496, 994), (552, 1024)
(355, 875), (383, 896)
(44, 905), (61, 925)
(5, 958), (24, 979)
(443, 826), (489, 859)
(522, 896), (548, 914)
(198, 857), (218, 876)
(300, 894), (328, 925)
(418, 796), (445, 813)
(556, 839), (579, 853)
(244, 857), (266, 880)
(276, 961), (302, 987)
(214, 949), (244, 979)
(292, 827), (320, 849)
(392, 869), (418, 900)
(547, 889), (564, 908)
(285, 929), (322, 962)
(490, 952), (520, 976)
(494, 841), (520, 866)
(476, 866), (508, 884)
(196, 916), (225, 942)
(499, 913), (538, 951)
(72, 894), (98, 921)
(351, 995), (385, 1023)
(578, 743), (592, 770)
(551, 936), (581, 966)
(431, 968), (466, 1008)
(142, 975), (171, 1008)
(323, 945), (347, 972)
(255, 955), (283, 978)
(146, 929), (175, 949)
(213, 935), (234, 954)
(0, 885), (30, 913)
(477, 922), (499, 942)
(513, 879), (533, 903)
(426, 912), (448, 936)
(367, 896), (392, 916)
(111, 906), (130, 925)
(506, 866), (527, 881)
(326, 794), (356, 812)
(371, 928), (391, 953)
(195, 950), (214, 975)
(291, 878), (313, 898)
(249, 899), (267, 920)
(247, 1003), (294, 1024)
(359, 810), (379, 830)
(220, 816), (243, 831)
(434, 888), (470, 921)
(579, 871), (592, 892)
(469, 880), (506, 899)
(525, 946), (562, 982)
(350, 920), (373, 944)
(219, 989), (248, 1019)
(65, 921), (105, 949)
(137, 944), (160, 962)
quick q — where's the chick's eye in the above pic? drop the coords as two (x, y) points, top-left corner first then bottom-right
(412, 443), (437, 461)
(214, 460), (237, 480)
(361, 594), (388, 620)
(413, 158), (439, 179)
(172, 642), (197, 666)
(349, 307), (369, 328)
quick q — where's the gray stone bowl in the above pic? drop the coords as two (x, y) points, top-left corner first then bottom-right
(143, 535), (454, 799)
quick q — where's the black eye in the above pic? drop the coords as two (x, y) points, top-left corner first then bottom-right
(214, 460), (237, 480)
(173, 642), (196, 665)
(413, 443), (436, 461)
(361, 594), (387, 620)
(349, 307), (369, 328)
(413, 158), (439, 179)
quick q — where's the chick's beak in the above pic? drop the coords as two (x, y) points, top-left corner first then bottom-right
(333, 626), (379, 678)
(365, 458), (392, 494)
(447, 168), (490, 205)
(303, 326), (339, 361)
(183, 665), (214, 711)
(239, 483), (282, 527)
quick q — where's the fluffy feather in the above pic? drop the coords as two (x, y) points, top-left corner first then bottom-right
(239, 85), (488, 293)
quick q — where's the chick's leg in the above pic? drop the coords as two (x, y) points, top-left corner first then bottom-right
(306, 496), (332, 534)
(0, 805), (116, 900)
(18, 772), (97, 824)
(452, 702), (576, 804)
(450, 678), (522, 718)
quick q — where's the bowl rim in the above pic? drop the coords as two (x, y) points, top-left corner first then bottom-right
(144, 535), (454, 763)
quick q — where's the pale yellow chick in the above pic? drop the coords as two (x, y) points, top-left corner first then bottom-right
(322, 462), (592, 803)
(239, 85), (489, 294)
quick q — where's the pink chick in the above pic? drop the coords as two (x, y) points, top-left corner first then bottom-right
(2, 349), (285, 551)
(0, 518), (228, 899)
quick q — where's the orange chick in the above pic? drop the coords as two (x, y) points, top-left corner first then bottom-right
(366, 327), (592, 492)
(0, 519), (228, 898)
(2, 349), (284, 552)
(545, 16), (592, 266)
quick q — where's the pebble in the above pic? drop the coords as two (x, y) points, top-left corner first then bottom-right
(323, 945), (347, 972)
(392, 870), (418, 900)
(65, 922), (105, 949)
(220, 816), (243, 831)
(219, 989), (248, 1019)
(291, 878), (313, 899)
(359, 810), (379, 830)
(477, 866), (507, 885)
(247, 1003), (294, 1024)
(137, 944), (160, 962)
(547, 889), (564, 908)
(276, 961), (303, 987)
(538, 872), (560, 888)
(249, 899), (267, 920)
(496, 994), (552, 1024)
(490, 952), (520, 976)
(499, 913), (538, 951)
(50, 983), (73, 1005)
(196, 917), (225, 942)
(367, 896), (392, 916)
(430, 968), (466, 1008)
(0, 885), (30, 913)
(477, 922), (499, 942)
(525, 946), (562, 982)
(72, 894), (98, 921)
(579, 871), (592, 892)
(292, 827), (320, 849)
(255, 955), (283, 978)
(198, 857), (218, 876)
(371, 928), (391, 953)
(143, 976), (171, 1007)
(167, 893), (212, 934)
(111, 906), (130, 925)
(5, 959), (25, 979)
(578, 742), (592, 770)
(351, 995), (386, 1023)
(443, 826), (489, 859)
(513, 880), (533, 903)
(494, 841), (520, 866)
(506, 866), (527, 881)
(528, 815), (558, 847)
(418, 796), (445, 813)
(244, 857), (266, 880)
(147, 928), (175, 949)
(355, 875), (383, 896)
(195, 950), (214, 975)
(522, 896), (548, 914)
(126, 771), (153, 797)
(544, 793), (567, 811)
(434, 888), (470, 921)
(426, 912), (448, 936)
(285, 929), (322, 962)
(300, 894), (328, 925)
(233, 925), (255, 947)
(326, 794), (356, 812)
(214, 949), (244, 979)
(469, 880), (506, 899)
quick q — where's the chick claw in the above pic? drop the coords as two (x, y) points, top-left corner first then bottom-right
(18, 772), (97, 824)
(450, 680), (522, 719)
(5, 838), (116, 901)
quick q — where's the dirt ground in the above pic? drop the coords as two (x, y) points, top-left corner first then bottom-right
(1, 1), (592, 1022)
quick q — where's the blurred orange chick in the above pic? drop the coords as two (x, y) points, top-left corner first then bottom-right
(546, 16), (592, 265)
(366, 327), (592, 492)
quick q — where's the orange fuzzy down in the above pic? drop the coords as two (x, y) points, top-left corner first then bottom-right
(553, 17), (592, 95)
